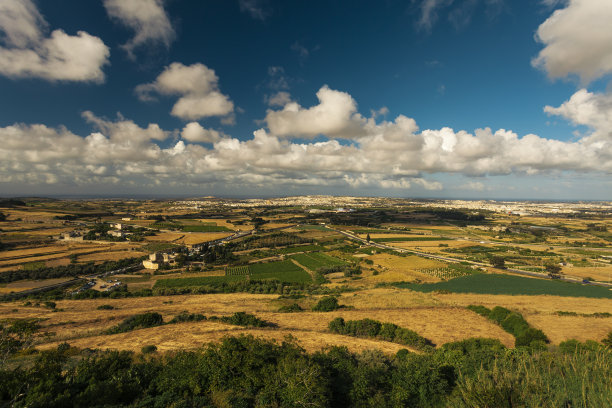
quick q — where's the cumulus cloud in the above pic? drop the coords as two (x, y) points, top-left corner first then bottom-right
(265, 86), (368, 139)
(0, 0), (109, 82)
(103, 0), (175, 58)
(181, 122), (225, 143)
(1, 99), (611, 194)
(136, 62), (234, 120)
(266, 91), (292, 107)
(544, 89), (612, 141)
(533, 0), (612, 83)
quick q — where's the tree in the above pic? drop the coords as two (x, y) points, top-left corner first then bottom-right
(0, 212), (6, 221)
(366, 234), (371, 243)
(490, 256), (505, 269)
(545, 263), (562, 279)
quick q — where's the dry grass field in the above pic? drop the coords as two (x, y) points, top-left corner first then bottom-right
(0, 277), (73, 293)
(562, 266), (612, 282)
(362, 254), (447, 283)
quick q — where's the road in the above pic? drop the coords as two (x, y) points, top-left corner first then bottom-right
(325, 225), (612, 288)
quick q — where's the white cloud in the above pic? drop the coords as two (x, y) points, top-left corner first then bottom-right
(544, 88), (612, 142)
(265, 86), (368, 139)
(239, 0), (271, 20)
(181, 122), (224, 143)
(103, 0), (175, 58)
(1, 87), (611, 193)
(136, 62), (234, 120)
(533, 0), (612, 83)
(0, 0), (109, 82)
(266, 91), (292, 107)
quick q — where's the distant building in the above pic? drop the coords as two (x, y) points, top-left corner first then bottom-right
(61, 231), (83, 241)
(142, 260), (159, 270)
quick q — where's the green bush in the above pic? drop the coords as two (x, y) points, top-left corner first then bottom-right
(106, 312), (163, 334)
(488, 306), (512, 324)
(515, 328), (549, 347)
(278, 303), (303, 313)
(169, 311), (206, 323)
(218, 312), (269, 327)
(328, 318), (434, 351)
(141, 345), (157, 354)
(312, 296), (341, 312)
(466, 305), (491, 317)
(96, 304), (115, 310)
(500, 313), (530, 337)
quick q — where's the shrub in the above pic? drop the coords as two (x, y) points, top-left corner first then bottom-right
(515, 328), (549, 347)
(312, 296), (341, 312)
(488, 306), (511, 324)
(466, 305), (491, 317)
(169, 311), (206, 323)
(500, 313), (530, 337)
(378, 323), (398, 341)
(106, 312), (164, 334)
(43, 301), (56, 310)
(328, 317), (346, 333)
(220, 312), (269, 327)
(141, 345), (157, 354)
(96, 304), (115, 310)
(278, 303), (303, 313)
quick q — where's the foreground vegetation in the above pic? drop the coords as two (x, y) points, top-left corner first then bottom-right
(1, 335), (610, 407)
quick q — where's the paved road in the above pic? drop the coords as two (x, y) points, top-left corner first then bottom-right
(325, 226), (612, 288)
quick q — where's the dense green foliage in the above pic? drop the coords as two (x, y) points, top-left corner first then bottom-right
(396, 273), (612, 299)
(214, 312), (270, 327)
(467, 305), (549, 347)
(2, 335), (609, 407)
(169, 311), (207, 323)
(329, 318), (435, 351)
(312, 296), (341, 311)
(105, 312), (164, 334)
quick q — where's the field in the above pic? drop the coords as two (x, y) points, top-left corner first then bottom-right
(289, 252), (346, 270)
(364, 254), (448, 283)
(2, 197), (612, 373)
(396, 273), (612, 299)
(249, 260), (312, 282)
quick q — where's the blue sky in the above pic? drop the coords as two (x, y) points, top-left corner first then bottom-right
(0, 0), (611, 199)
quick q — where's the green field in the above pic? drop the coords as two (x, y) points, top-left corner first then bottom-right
(155, 275), (246, 288)
(395, 273), (612, 299)
(290, 252), (346, 270)
(226, 265), (250, 276)
(155, 260), (311, 287)
(372, 237), (451, 243)
(277, 244), (325, 254)
(250, 260), (312, 283)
